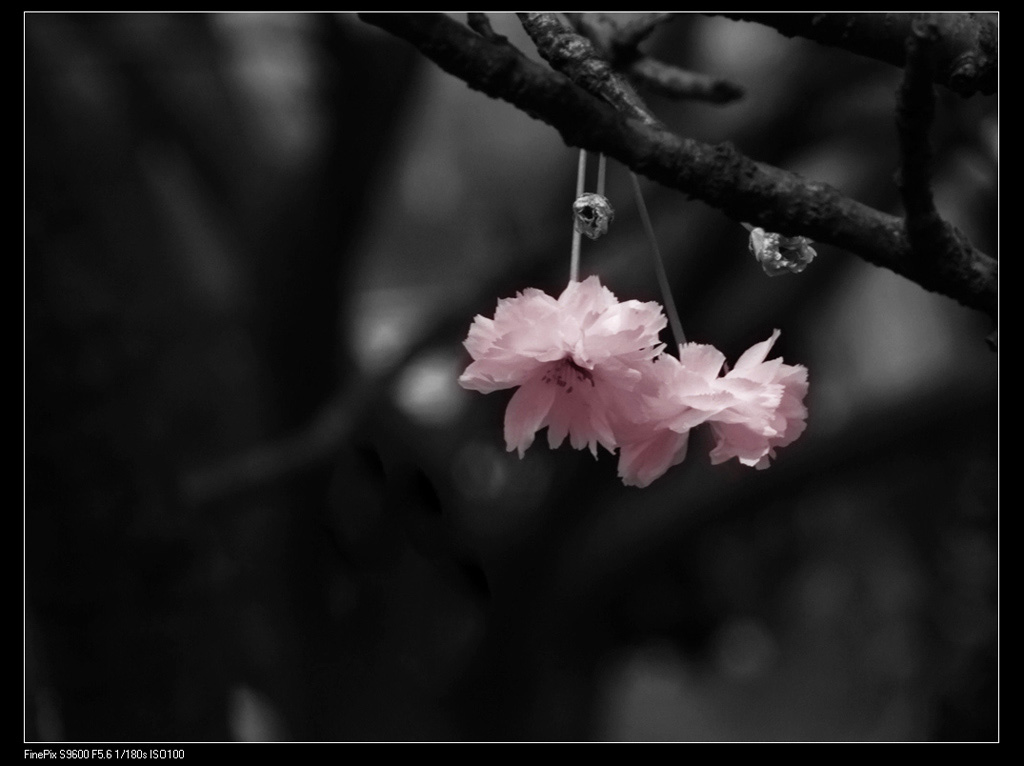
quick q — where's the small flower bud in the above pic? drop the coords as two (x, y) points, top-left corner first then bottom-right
(748, 227), (816, 277)
(573, 193), (615, 240)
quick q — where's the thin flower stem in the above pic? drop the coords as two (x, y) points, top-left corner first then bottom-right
(630, 171), (686, 350)
(596, 153), (607, 197)
(570, 148), (587, 283)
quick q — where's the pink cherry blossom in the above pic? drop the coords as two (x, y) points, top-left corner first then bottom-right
(706, 330), (808, 469)
(458, 276), (666, 458)
(614, 332), (808, 486)
(613, 344), (735, 488)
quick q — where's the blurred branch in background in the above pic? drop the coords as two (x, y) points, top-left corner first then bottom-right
(180, 238), (557, 506)
(26, 12), (421, 740)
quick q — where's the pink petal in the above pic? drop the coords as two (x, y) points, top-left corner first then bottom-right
(557, 275), (619, 318)
(572, 394), (617, 457)
(731, 329), (781, 374)
(676, 342), (727, 382)
(618, 429), (690, 488)
(708, 421), (771, 467)
(503, 374), (558, 458)
(545, 382), (583, 450)
(463, 315), (500, 358)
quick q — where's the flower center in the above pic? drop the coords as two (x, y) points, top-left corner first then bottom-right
(541, 358), (595, 394)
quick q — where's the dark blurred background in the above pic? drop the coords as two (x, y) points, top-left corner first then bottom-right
(24, 13), (998, 741)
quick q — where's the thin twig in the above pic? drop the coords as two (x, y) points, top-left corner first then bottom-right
(628, 57), (745, 103)
(631, 171), (685, 349)
(466, 12), (504, 42)
(567, 12), (745, 104)
(570, 148), (586, 282)
(566, 12), (673, 58)
(610, 13), (676, 50)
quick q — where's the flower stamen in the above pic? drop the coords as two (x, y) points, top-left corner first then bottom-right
(541, 358), (596, 391)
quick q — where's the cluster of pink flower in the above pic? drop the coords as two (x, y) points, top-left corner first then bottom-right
(458, 276), (808, 488)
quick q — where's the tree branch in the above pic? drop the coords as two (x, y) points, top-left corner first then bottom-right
(466, 12), (504, 42)
(609, 12), (676, 50)
(565, 12), (745, 104)
(713, 12), (997, 96)
(627, 57), (745, 104)
(897, 22), (964, 262)
(360, 13), (996, 320)
(893, 22), (996, 348)
(518, 12), (660, 129)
